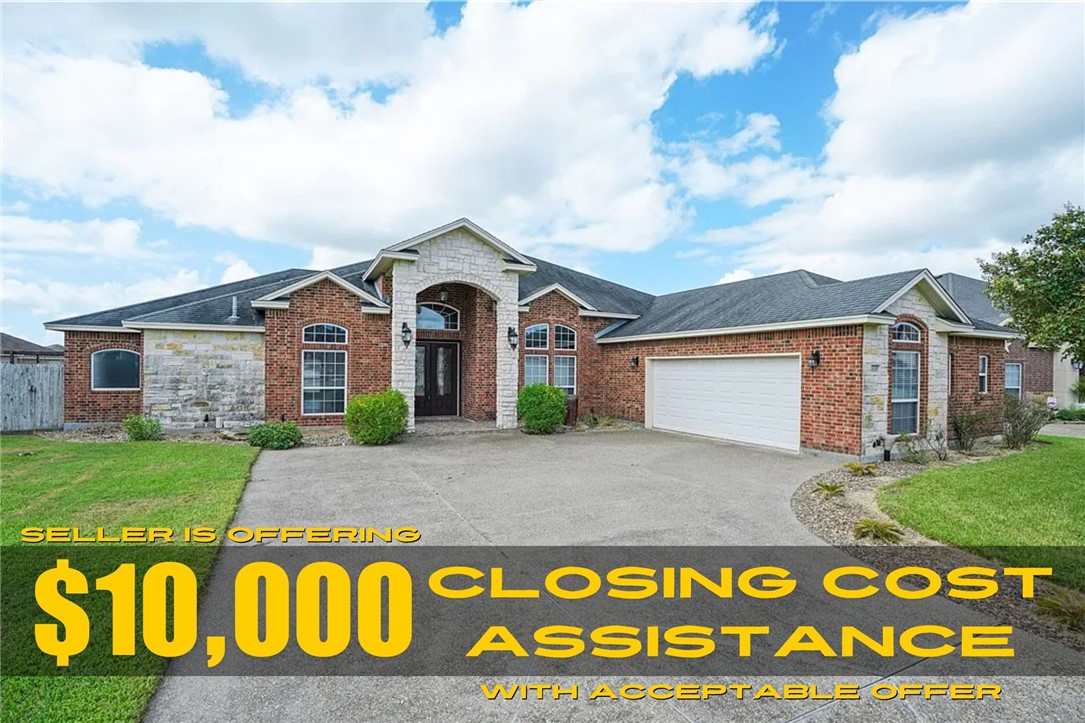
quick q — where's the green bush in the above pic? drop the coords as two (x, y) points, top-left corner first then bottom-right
(1054, 406), (1085, 421)
(249, 421), (303, 450)
(344, 389), (408, 445)
(1072, 377), (1085, 404)
(517, 384), (568, 434)
(951, 411), (987, 451)
(122, 414), (163, 441)
(1003, 395), (1051, 449)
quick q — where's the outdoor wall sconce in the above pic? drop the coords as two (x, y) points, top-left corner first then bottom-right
(630, 356), (639, 369)
(507, 326), (519, 349)
(807, 349), (822, 370)
(401, 322), (413, 347)
(1073, 359), (1084, 371)
(438, 286), (449, 303)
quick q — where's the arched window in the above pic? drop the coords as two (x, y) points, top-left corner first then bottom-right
(554, 324), (577, 350)
(91, 349), (140, 390)
(891, 322), (921, 342)
(417, 303), (459, 331)
(525, 323), (548, 349)
(302, 323), (347, 344)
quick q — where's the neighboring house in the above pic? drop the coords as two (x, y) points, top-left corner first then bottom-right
(1, 333), (64, 364)
(46, 218), (1017, 458)
(937, 273), (1082, 408)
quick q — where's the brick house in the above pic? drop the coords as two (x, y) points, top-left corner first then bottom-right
(46, 218), (1019, 458)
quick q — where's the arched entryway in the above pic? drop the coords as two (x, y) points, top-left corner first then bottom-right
(413, 282), (498, 421)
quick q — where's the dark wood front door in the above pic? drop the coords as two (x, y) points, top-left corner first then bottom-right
(415, 342), (459, 416)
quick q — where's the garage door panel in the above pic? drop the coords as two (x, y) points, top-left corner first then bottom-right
(649, 356), (801, 452)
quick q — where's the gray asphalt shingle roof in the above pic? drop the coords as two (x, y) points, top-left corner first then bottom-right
(936, 273), (1005, 324)
(1, 333), (63, 355)
(600, 269), (930, 339)
(518, 256), (655, 315)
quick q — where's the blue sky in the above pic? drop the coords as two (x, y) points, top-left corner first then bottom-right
(2, 1), (1082, 343)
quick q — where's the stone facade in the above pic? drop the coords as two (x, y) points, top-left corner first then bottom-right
(142, 329), (265, 428)
(860, 323), (889, 457)
(389, 229), (521, 430)
(884, 287), (949, 439)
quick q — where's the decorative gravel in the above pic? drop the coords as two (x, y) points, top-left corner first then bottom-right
(791, 443), (1085, 652)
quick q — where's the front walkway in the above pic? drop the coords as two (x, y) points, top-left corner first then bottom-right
(412, 416), (507, 437)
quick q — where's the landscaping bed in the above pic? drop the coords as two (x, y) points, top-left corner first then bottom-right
(791, 435), (1085, 652)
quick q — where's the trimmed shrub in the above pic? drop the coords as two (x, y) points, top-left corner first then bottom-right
(517, 384), (568, 434)
(345, 389), (408, 445)
(951, 411), (987, 451)
(1003, 395), (1051, 449)
(1054, 407), (1085, 421)
(249, 422), (303, 450)
(122, 414), (163, 441)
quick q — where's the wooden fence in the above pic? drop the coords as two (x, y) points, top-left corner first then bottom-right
(1, 363), (63, 432)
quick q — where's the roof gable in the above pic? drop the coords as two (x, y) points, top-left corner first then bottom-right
(386, 218), (534, 267)
(874, 270), (971, 324)
(255, 270), (388, 307)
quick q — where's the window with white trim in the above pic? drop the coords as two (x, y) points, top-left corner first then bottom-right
(91, 349), (140, 390)
(302, 323), (347, 344)
(978, 355), (989, 393)
(524, 355), (548, 386)
(891, 322), (921, 342)
(302, 350), (346, 414)
(554, 324), (576, 350)
(554, 356), (576, 396)
(1005, 362), (1022, 399)
(891, 350), (920, 435)
(525, 324), (548, 349)
(417, 303), (459, 331)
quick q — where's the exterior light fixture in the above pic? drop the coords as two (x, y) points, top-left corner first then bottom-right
(438, 287), (449, 303)
(507, 326), (519, 349)
(807, 349), (822, 371)
(630, 356), (639, 369)
(1073, 359), (1084, 371)
(401, 322), (413, 347)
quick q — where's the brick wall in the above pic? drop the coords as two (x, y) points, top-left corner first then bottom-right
(948, 336), (1006, 436)
(591, 325), (865, 455)
(416, 283), (496, 420)
(63, 331), (143, 423)
(264, 279), (391, 425)
(1006, 343), (1054, 397)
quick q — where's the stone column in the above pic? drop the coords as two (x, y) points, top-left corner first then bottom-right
(390, 268), (418, 431)
(494, 298), (520, 429)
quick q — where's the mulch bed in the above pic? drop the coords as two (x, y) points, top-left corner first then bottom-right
(790, 443), (1085, 652)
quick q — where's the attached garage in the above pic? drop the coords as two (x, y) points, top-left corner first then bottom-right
(646, 355), (802, 452)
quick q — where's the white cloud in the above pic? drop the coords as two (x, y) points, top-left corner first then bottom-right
(1, 3), (434, 88)
(0, 215), (168, 261)
(2, 2), (776, 258)
(717, 268), (755, 285)
(1, 269), (203, 319)
(215, 253), (259, 284)
(697, 2), (1084, 280)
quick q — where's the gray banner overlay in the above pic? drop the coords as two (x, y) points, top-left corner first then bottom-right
(3, 545), (1082, 676)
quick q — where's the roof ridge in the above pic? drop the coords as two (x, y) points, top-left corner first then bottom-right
(654, 268), (814, 299)
(525, 255), (655, 300)
(125, 271), (318, 321)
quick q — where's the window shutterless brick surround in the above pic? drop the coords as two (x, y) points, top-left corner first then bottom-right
(948, 336), (1006, 437)
(264, 279), (391, 425)
(63, 331), (143, 423)
(1007, 343), (1054, 397)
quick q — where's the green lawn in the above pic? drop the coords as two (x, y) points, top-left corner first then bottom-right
(879, 435), (1085, 590)
(0, 434), (259, 723)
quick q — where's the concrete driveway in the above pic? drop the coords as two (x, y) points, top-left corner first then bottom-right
(229, 428), (834, 546)
(146, 430), (1085, 722)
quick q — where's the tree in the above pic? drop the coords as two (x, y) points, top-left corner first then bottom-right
(980, 204), (1085, 362)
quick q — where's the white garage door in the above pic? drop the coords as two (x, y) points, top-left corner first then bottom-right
(648, 355), (801, 452)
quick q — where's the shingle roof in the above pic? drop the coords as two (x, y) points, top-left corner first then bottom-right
(518, 256), (655, 316)
(936, 273), (1005, 324)
(1, 333), (63, 355)
(600, 269), (929, 339)
(46, 269), (316, 328)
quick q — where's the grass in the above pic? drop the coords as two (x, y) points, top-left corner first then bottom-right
(879, 435), (1085, 591)
(0, 434), (259, 723)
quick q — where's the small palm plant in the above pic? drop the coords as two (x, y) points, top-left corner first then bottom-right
(812, 480), (846, 499)
(843, 461), (879, 477)
(854, 518), (904, 543)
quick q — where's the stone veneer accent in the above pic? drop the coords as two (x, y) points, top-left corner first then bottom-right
(142, 329), (265, 428)
(389, 229), (521, 430)
(884, 287), (949, 437)
(860, 323), (889, 457)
